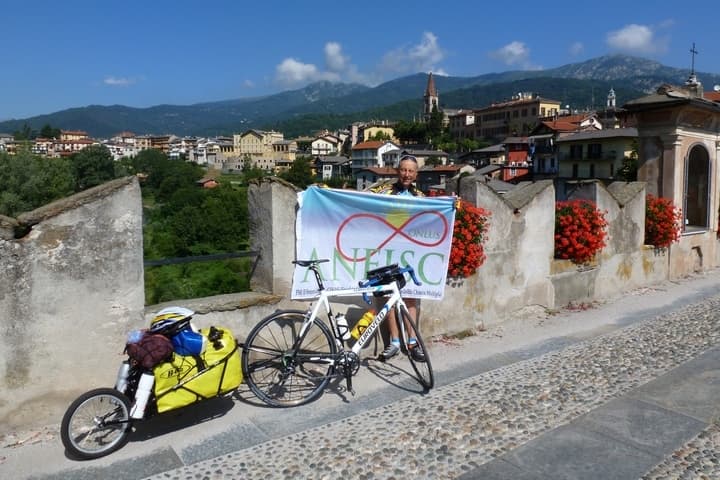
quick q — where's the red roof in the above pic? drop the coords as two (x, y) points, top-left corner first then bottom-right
(540, 120), (582, 132)
(705, 91), (720, 102)
(353, 140), (385, 150)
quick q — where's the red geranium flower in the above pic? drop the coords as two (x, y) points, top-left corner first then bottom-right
(448, 199), (490, 279)
(554, 200), (607, 263)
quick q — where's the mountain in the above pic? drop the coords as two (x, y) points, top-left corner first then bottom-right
(2, 54), (719, 139)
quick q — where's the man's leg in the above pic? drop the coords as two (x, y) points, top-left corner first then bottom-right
(381, 298), (419, 360)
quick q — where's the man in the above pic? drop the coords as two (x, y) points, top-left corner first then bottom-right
(369, 155), (425, 362)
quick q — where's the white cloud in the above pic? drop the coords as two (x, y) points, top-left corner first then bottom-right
(490, 41), (530, 67)
(324, 42), (348, 72)
(380, 32), (446, 75)
(243, 79), (255, 88)
(103, 76), (136, 87)
(606, 24), (666, 54)
(409, 32), (445, 69)
(274, 57), (339, 87)
(569, 42), (584, 56)
(274, 33), (447, 89)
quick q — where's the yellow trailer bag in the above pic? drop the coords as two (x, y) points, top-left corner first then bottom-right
(153, 326), (242, 413)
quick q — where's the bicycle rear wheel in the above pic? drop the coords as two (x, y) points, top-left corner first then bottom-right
(242, 310), (337, 407)
(398, 304), (434, 390)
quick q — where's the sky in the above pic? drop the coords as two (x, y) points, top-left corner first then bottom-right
(2, 0), (719, 121)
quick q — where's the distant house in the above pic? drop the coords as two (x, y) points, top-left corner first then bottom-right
(457, 144), (505, 168)
(356, 167), (398, 191)
(196, 177), (219, 189)
(501, 137), (532, 183)
(417, 164), (474, 195)
(351, 140), (400, 181)
(311, 135), (342, 156)
(315, 155), (351, 181)
(398, 148), (449, 168)
(556, 127), (638, 181)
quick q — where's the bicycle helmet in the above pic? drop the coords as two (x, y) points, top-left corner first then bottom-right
(149, 306), (195, 335)
(150, 306), (206, 355)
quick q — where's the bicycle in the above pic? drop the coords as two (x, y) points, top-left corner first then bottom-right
(241, 260), (434, 407)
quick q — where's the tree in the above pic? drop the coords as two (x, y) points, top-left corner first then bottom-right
(425, 156), (443, 167)
(617, 139), (639, 182)
(280, 156), (314, 188)
(241, 154), (265, 182)
(39, 124), (61, 139)
(13, 123), (35, 141)
(296, 139), (312, 153)
(71, 145), (118, 190)
(368, 130), (392, 141)
(427, 107), (445, 140)
(394, 120), (427, 144)
(0, 151), (74, 216)
(459, 138), (480, 153)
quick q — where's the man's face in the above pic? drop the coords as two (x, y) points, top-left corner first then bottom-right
(398, 159), (418, 189)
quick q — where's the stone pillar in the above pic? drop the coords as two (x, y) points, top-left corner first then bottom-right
(248, 177), (300, 295)
(662, 134), (683, 205)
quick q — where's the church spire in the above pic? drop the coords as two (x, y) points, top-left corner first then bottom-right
(425, 71), (437, 97)
(423, 72), (439, 122)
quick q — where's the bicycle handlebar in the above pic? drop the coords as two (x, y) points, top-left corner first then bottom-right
(358, 264), (421, 304)
(292, 259), (422, 305)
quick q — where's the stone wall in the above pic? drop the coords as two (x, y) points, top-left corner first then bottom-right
(0, 177), (145, 430)
(247, 177), (681, 337)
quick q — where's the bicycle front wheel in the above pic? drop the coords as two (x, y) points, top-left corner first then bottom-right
(398, 305), (434, 390)
(242, 310), (337, 407)
(60, 388), (133, 460)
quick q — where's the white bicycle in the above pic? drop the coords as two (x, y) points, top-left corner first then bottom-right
(241, 260), (434, 407)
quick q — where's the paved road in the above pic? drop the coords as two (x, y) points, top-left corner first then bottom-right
(3, 271), (720, 479)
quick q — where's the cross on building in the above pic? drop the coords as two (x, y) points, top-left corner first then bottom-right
(690, 42), (699, 75)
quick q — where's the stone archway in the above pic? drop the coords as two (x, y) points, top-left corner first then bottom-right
(684, 144), (710, 231)
(624, 81), (720, 277)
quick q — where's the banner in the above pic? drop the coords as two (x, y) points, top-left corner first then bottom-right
(293, 186), (456, 300)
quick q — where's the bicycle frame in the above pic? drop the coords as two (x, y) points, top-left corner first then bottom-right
(300, 281), (407, 357)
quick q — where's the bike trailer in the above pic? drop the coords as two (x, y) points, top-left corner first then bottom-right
(152, 326), (242, 413)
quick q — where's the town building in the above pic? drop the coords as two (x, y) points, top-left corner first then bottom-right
(350, 140), (400, 181)
(314, 155), (351, 182)
(311, 135), (342, 156)
(555, 127), (638, 182)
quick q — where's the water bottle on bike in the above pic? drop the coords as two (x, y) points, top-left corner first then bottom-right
(350, 309), (376, 340)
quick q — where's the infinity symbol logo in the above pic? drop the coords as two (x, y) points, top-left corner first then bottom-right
(335, 211), (449, 261)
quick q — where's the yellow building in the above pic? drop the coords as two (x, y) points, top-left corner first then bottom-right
(475, 93), (561, 141)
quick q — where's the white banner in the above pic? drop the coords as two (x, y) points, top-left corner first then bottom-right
(293, 186), (456, 300)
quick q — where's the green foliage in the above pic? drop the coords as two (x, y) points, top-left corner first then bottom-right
(144, 260), (251, 305)
(279, 156), (314, 188)
(71, 145), (117, 190)
(394, 120), (427, 144)
(39, 124), (61, 139)
(142, 181), (251, 303)
(138, 151), (251, 303)
(427, 107), (445, 138)
(13, 123), (35, 141)
(367, 130), (392, 141)
(241, 154), (266, 182)
(0, 151), (75, 216)
(617, 139), (639, 182)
